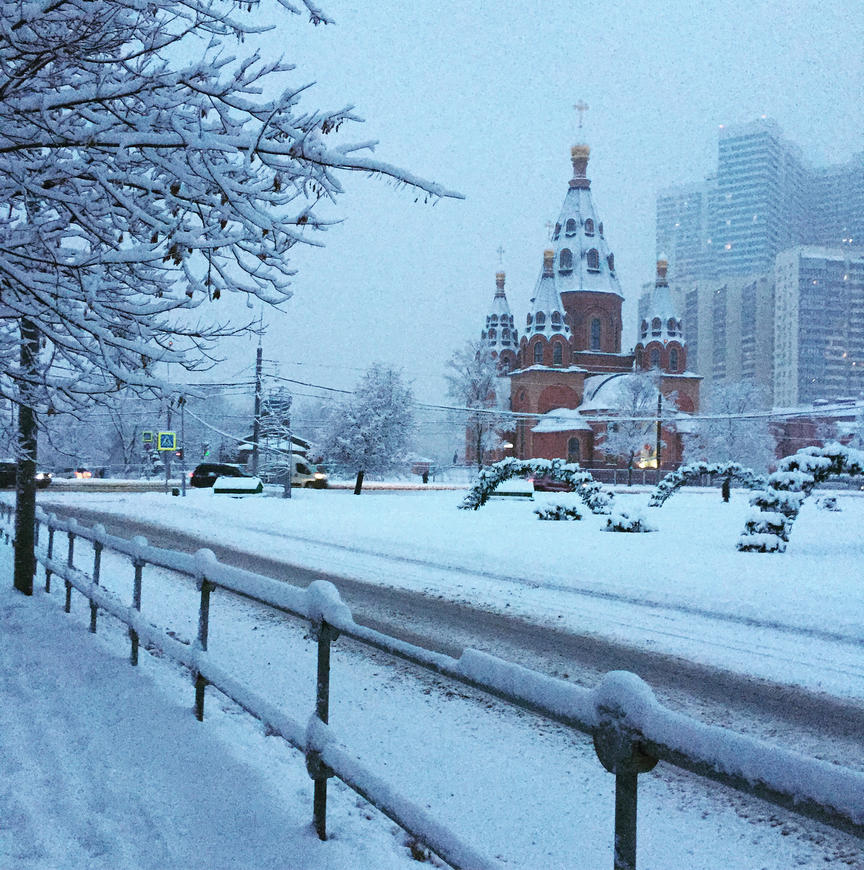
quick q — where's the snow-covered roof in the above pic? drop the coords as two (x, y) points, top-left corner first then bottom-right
(531, 408), (593, 433)
(580, 372), (659, 413)
(481, 271), (519, 353)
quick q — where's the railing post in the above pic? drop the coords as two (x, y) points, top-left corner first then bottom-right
(593, 678), (658, 870)
(90, 534), (103, 634)
(308, 619), (337, 841)
(194, 578), (213, 721)
(44, 524), (55, 593)
(65, 524), (76, 613)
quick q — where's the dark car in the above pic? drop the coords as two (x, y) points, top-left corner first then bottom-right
(0, 461), (52, 489)
(190, 463), (248, 488)
(532, 474), (575, 493)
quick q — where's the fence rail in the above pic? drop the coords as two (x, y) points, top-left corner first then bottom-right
(2, 503), (862, 870)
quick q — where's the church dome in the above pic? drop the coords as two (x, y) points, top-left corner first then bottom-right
(481, 270), (518, 352)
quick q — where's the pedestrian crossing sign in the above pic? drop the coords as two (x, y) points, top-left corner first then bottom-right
(157, 431), (177, 451)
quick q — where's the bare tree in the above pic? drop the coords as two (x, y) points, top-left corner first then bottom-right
(444, 341), (509, 469)
(0, 0), (458, 592)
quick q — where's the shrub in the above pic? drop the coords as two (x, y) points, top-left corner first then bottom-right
(604, 509), (656, 533)
(535, 504), (583, 521)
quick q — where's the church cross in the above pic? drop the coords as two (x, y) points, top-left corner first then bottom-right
(573, 100), (589, 130)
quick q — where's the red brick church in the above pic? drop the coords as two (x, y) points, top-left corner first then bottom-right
(477, 143), (701, 469)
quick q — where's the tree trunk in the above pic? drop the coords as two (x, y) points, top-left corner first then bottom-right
(13, 318), (39, 595)
(722, 475), (731, 503)
(353, 469), (364, 495)
(627, 454), (634, 487)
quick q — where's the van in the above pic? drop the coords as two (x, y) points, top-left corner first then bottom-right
(291, 456), (328, 488)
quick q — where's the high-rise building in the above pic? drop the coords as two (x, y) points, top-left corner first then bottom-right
(807, 151), (864, 250)
(655, 179), (714, 284)
(710, 119), (809, 277)
(773, 247), (864, 407)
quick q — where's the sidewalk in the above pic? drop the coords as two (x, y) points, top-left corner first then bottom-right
(0, 579), (416, 870)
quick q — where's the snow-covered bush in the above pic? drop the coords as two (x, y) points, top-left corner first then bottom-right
(650, 461), (766, 507)
(815, 496), (841, 512)
(460, 458), (613, 514)
(604, 510), (656, 533)
(534, 504), (582, 521)
(738, 444), (864, 552)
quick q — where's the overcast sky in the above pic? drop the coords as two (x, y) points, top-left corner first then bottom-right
(216, 0), (864, 406)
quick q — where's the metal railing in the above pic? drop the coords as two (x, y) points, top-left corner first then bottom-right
(2, 503), (861, 870)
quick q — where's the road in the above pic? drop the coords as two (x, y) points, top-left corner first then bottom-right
(41, 501), (864, 772)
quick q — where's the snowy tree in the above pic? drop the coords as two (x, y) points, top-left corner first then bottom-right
(444, 341), (510, 469)
(319, 364), (414, 494)
(597, 372), (672, 486)
(0, 0), (458, 592)
(683, 381), (776, 473)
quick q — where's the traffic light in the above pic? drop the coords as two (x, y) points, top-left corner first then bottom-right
(175, 448), (184, 460)
(202, 441), (211, 457)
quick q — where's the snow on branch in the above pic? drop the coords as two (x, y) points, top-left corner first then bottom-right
(460, 458), (614, 514)
(650, 461), (766, 507)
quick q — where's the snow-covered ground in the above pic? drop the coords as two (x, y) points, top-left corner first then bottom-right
(2, 485), (863, 869)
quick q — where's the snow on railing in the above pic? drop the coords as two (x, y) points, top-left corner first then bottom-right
(2, 503), (862, 870)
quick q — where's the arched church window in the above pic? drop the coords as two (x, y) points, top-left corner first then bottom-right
(587, 249), (600, 271)
(533, 343), (544, 365)
(640, 319), (648, 339)
(636, 348), (644, 369)
(652, 317), (661, 336)
(670, 348), (679, 371)
(567, 437), (580, 463)
(551, 311), (561, 326)
(553, 342), (563, 365)
(650, 348), (660, 368)
(535, 312), (546, 327)
(526, 313), (533, 326)
(599, 222), (604, 236)
(553, 223), (561, 239)
(565, 218), (577, 236)
(559, 249), (573, 271)
(607, 253), (615, 272)
(490, 314), (498, 325)
(590, 318), (601, 350)
(502, 328), (510, 340)
(584, 218), (595, 236)
(488, 328), (496, 340)
(667, 317), (676, 334)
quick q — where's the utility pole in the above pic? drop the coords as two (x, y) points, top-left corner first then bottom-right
(163, 400), (172, 494)
(179, 395), (186, 496)
(251, 343), (263, 476)
(656, 391), (663, 474)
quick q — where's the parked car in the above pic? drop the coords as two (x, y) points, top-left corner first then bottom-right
(0, 462), (53, 489)
(293, 458), (328, 489)
(190, 463), (249, 488)
(0, 461), (15, 488)
(532, 474), (575, 493)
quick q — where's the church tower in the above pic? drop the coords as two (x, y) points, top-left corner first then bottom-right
(480, 270), (518, 372)
(635, 256), (687, 374)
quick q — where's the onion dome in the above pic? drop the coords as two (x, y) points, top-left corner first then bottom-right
(548, 144), (623, 299)
(525, 250), (570, 338)
(638, 256), (684, 346)
(481, 270), (518, 352)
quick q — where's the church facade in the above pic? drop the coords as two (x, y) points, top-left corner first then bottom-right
(479, 143), (701, 470)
